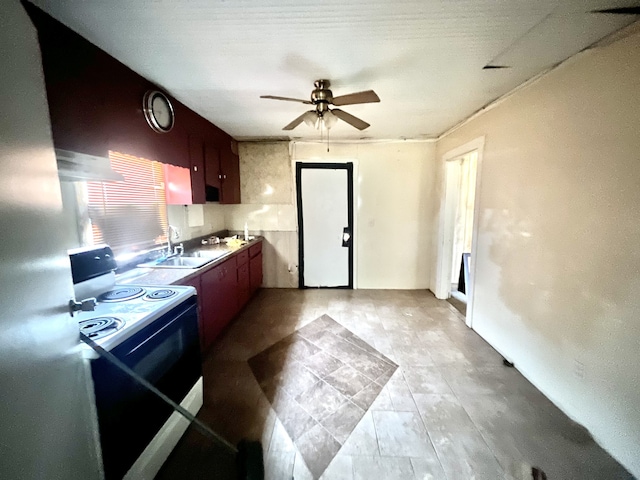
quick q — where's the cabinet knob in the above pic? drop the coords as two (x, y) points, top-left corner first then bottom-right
(193, 165), (198, 172)
(223, 174), (227, 179)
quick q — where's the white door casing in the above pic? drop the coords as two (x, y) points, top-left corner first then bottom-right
(435, 136), (484, 328)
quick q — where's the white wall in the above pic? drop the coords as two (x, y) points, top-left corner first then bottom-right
(293, 141), (436, 289)
(234, 141), (437, 289)
(434, 26), (640, 477)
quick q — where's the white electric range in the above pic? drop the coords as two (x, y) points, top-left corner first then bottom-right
(69, 245), (203, 480)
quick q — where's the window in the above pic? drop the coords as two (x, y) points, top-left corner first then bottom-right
(80, 151), (168, 259)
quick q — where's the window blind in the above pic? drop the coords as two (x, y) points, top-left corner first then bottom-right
(86, 151), (168, 256)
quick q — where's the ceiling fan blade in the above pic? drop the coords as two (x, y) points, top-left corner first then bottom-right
(332, 90), (380, 106)
(260, 95), (313, 105)
(332, 109), (370, 130)
(282, 112), (308, 130)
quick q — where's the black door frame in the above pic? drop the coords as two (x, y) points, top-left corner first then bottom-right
(296, 162), (354, 289)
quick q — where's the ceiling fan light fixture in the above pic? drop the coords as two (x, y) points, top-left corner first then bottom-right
(322, 110), (338, 129)
(303, 110), (318, 128)
(263, 80), (380, 132)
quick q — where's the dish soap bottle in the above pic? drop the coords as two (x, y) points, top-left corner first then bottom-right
(244, 222), (249, 241)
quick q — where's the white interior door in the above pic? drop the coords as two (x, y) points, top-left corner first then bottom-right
(298, 165), (352, 287)
(1, 3), (102, 478)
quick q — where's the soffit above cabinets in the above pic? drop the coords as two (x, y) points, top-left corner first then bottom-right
(31, 0), (638, 141)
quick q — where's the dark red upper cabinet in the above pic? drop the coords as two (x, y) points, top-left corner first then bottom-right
(27, 2), (238, 197)
(188, 136), (206, 204)
(202, 141), (240, 204)
(220, 147), (241, 204)
(204, 143), (221, 189)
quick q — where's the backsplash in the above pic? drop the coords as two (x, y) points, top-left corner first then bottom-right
(235, 141), (298, 287)
(166, 204), (226, 242)
(224, 204), (296, 232)
(239, 142), (293, 205)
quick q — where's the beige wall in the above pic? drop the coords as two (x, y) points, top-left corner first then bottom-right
(234, 141), (437, 289)
(293, 141), (436, 289)
(434, 28), (640, 476)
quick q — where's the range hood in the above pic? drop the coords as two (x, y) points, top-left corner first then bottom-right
(56, 149), (124, 182)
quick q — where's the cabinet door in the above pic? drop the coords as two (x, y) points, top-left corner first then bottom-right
(237, 263), (250, 310)
(220, 148), (241, 204)
(177, 275), (204, 350)
(220, 256), (239, 325)
(250, 253), (263, 294)
(204, 142), (221, 189)
(163, 163), (193, 205)
(200, 265), (224, 349)
(188, 135), (206, 204)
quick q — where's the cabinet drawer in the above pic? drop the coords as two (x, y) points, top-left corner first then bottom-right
(249, 242), (262, 258)
(236, 249), (249, 266)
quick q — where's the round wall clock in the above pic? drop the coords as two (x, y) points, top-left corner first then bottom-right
(143, 90), (175, 133)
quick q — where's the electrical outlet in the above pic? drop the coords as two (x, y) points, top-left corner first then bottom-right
(573, 360), (585, 380)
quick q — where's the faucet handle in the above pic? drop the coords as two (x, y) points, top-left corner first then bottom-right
(174, 243), (184, 255)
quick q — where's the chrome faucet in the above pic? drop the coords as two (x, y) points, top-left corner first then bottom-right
(166, 225), (179, 257)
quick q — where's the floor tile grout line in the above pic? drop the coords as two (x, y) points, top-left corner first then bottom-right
(456, 393), (518, 478)
(403, 368), (454, 480)
(419, 366), (509, 479)
(368, 408), (383, 458)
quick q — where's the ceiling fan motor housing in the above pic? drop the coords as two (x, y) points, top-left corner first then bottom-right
(311, 79), (333, 110)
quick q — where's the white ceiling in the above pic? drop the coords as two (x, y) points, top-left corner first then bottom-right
(32, 0), (637, 141)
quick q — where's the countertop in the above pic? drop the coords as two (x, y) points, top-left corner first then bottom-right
(116, 237), (262, 286)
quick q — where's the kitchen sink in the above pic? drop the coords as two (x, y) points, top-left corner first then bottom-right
(182, 250), (230, 260)
(137, 256), (215, 269)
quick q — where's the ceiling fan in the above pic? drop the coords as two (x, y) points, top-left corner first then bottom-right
(260, 79), (380, 131)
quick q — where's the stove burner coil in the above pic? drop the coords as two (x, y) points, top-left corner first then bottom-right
(79, 316), (124, 339)
(144, 289), (177, 301)
(98, 287), (145, 302)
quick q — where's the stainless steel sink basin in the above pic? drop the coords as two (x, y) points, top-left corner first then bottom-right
(182, 250), (229, 260)
(137, 256), (215, 269)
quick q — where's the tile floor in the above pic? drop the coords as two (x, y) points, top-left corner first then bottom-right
(156, 289), (633, 480)
(248, 314), (398, 477)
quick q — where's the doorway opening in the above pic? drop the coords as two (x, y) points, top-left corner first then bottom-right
(296, 162), (354, 289)
(447, 151), (477, 316)
(435, 137), (483, 327)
